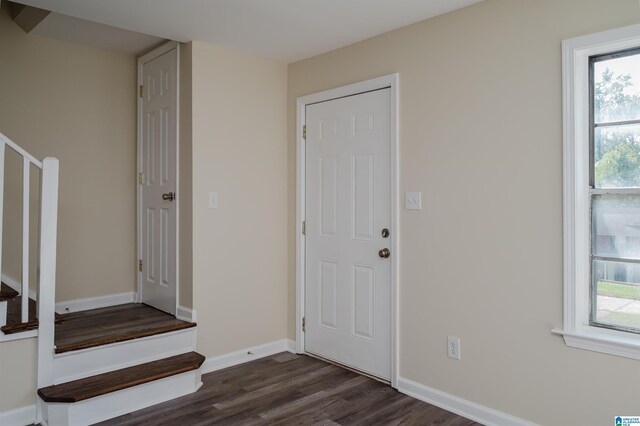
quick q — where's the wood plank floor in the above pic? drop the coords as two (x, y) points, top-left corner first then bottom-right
(54, 303), (196, 353)
(99, 352), (481, 426)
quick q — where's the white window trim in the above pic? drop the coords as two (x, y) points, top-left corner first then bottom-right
(556, 23), (640, 360)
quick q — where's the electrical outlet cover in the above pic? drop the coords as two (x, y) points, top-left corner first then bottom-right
(447, 336), (461, 360)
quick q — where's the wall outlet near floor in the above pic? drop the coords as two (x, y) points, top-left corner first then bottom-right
(447, 336), (461, 360)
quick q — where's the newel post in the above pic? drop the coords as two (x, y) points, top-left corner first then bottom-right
(36, 157), (59, 391)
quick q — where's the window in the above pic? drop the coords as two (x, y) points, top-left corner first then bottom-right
(590, 49), (640, 333)
(560, 23), (640, 359)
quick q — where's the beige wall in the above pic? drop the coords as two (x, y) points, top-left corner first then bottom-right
(288, 1), (640, 424)
(0, 339), (36, 412)
(191, 42), (288, 356)
(179, 42), (193, 309)
(0, 8), (137, 302)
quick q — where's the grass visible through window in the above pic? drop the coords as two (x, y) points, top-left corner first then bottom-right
(597, 280), (640, 300)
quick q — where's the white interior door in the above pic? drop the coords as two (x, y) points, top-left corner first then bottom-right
(139, 45), (178, 315)
(305, 88), (392, 380)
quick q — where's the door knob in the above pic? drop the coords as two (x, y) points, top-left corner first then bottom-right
(162, 192), (175, 201)
(378, 248), (390, 258)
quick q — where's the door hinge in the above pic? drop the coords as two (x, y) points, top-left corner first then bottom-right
(302, 316), (306, 332)
(138, 172), (144, 185)
(302, 124), (306, 140)
(139, 85), (144, 98)
(138, 259), (143, 272)
(302, 220), (306, 235)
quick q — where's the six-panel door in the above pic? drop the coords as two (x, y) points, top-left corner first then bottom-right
(305, 88), (392, 380)
(140, 48), (177, 315)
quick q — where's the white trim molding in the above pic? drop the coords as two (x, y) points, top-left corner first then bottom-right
(295, 74), (400, 388)
(559, 23), (640, 359)
(0, 405), (36, 426)
(201, 339), (295, 374)
(55, 292), (137, 314)
(397, 378), (537, 426)
(176, 305), (197, 322)
(0, 329), (37, 342)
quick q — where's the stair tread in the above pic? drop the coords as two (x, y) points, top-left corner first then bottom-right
(1, 297), (64, 334)
(38, 351), (205, 403)
(0, 283), (19, 302)
(54, 303), (196, 353)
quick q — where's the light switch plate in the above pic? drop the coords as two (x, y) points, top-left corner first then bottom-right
(405, 192), (421, 210)
(208, 192), (218, 209)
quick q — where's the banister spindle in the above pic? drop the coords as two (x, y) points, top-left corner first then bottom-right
(22, 156), (29, 323)
(0, 143), (4, 289)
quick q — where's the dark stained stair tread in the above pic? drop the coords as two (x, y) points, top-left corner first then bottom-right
(0, 283), (18, 302)
(38, 351), (205, 403)
(1, 297), (64, 334)
(54, 303), (196, 353)
(2, 297), (38, 334)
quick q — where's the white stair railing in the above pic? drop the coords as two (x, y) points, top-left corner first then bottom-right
(0, 131), (46, 324)
(0, 129), (58, 357)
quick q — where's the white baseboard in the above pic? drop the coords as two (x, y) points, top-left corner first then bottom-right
(397, 377), (537, 426)
(55, 292), (137, 314)
(285, 338), (296, 353)
(201, 338), (295, 375)
(176, 305), (197, 322)
(0, 404), (36, 426)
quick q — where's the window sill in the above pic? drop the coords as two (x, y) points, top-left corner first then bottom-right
(552, 328), (640, 361)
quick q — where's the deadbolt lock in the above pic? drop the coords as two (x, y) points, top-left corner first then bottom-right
(381, 228), (390, 238)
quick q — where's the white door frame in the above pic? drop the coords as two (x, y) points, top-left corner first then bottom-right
(296, 74), (399, 387)
(136, 41), (180, 313)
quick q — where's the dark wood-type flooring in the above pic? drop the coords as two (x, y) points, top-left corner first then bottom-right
(54, 303), (196, 353)
(100, 352), (481, 426)
(39, 351), (205, 403)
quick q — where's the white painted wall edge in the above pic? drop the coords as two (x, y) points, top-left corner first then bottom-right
(176, 305), (197, 322)
(0, 404), (36, 426)
(397, 377), (538, 426)
(0, 329), (37, 342)
(55, 292), (137, 314)
(201, 339), (295, 375)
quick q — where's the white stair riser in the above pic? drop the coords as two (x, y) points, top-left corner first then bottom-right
(40, 368), (202, 426)
(0, 301), (6, 327)
(53, 328), (196, 383)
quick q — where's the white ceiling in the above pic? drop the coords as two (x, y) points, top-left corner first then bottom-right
(14, 0), (482, 63)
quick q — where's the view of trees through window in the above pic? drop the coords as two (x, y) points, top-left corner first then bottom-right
(592, 50), (640, 332)
(594, 52), (640, 188)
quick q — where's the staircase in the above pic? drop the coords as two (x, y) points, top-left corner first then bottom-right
(0, 131), (204, 426)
